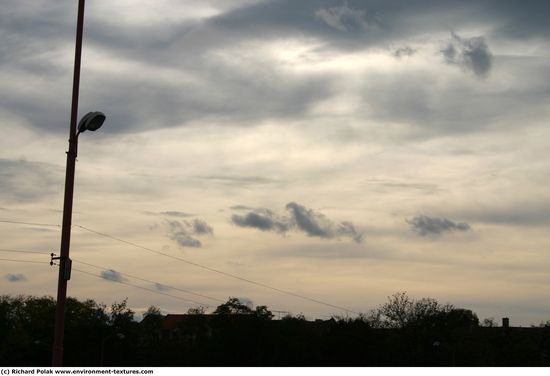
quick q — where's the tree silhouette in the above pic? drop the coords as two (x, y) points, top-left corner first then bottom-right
(187, 306), (206, 315)
(1, 293), (549, 366)
(109, 298), (134, 330)
(213, 297), (253, 315)
(254, 305), (274, 320)
(376, 291), (458, 329)
(213, 297), (274, 320)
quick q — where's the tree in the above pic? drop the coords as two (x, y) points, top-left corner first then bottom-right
(187, 306), (206, 315)
(0, 295), (55, 366)
(139, 305), (163, 355)
(254, 305), (274, 320)
(64, 298), (109, 366)
(376, 292), (455, 328)
(66, 297), (108, 329)
(378, 292), (415, 328)
(140, 305), (163, 337)
(213, 297), (253, 315)
(109, 298), (135, 334)
(143, 305), (162, 318)
(212, 298), (273, 320)
(362, 309), (384, 328)
(436, 308), (479, 328)
(481, 317), (497, 327)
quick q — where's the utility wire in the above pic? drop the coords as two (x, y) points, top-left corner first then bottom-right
(0, 246), (221, 305)
(1, 249), (296, 316)
(73, 258), (224, 304)
(0, 257), (48, 265)
(72, 267), (211, 307)
(0, 257), (209, 311)
(1, 249), (314, 317)
(0, 248), (47, 255)
(75, 224), (359, 315)
(0, 220), (60, 228)
(1, 219), (359, 314)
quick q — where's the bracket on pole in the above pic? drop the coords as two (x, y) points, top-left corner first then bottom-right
(50, 253), (72, 281)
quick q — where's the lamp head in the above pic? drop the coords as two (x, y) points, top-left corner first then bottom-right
(77, 111), (106, 133)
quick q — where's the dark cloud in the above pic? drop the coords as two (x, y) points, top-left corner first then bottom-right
(393, 46), (416, 58)
(166, 218), (214, 248)
(191, 219), (214, 235)
(286, 202), (363, 242)
(5, 273), (27, 282)
(100, 269), (127, 283)
(231, 209), (290, 233)
(2, 0), (550, 136)
(207, 0), (550, 52)
(285, 202), (334, 239)
(442, 33), (493, 78)
(173, 234), (202, 248)
(407, 215), (471, 237)
(337, 221), (364, 243)
(1, 0), (336, 135)
(167, 221), (202, 248)
(231, 203), (362, 243)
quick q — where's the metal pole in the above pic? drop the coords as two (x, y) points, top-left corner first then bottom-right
(52, 0), (86, 366)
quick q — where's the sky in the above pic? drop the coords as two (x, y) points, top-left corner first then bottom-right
(1, 0), (550, 325)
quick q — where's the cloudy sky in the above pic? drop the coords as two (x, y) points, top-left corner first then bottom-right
(1, 0), (550, 324)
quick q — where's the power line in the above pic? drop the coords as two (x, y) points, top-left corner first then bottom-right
(75, 224), (359, 315)
(0, 219), (60, 228)
(0, 257), (48, 265)
(73, 258), (224, 304)
(72, 267), (211, 307)
(0, 218), (359, 314)
(0, 249), (294, 316)
(0, 257), (209, 308)
(0, 248), (47, 255)
(0, 253), (211, 307)
(0, 246), (222, 305)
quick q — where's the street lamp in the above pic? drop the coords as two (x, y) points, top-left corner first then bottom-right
(51, 0), (105, 366)
(51, 110), (105, 367)
(78, 111), (106, 134)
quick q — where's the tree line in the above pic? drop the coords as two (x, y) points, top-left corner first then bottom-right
(1, 292), (549, 366)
